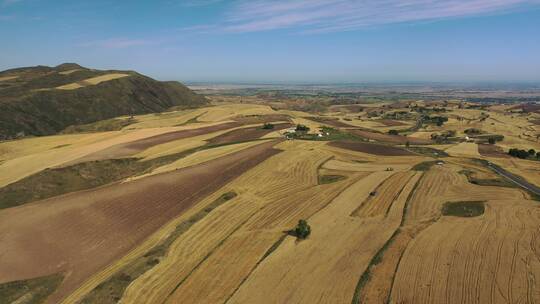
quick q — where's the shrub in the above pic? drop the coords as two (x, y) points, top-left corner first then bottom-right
(292, 219), (311, 239)
(262, 123), (274, 130)
(529, 149), (536, 156)
(488, 137), (496, 144)
(388, 129), (399, 135)
(295, 124), (310, 132)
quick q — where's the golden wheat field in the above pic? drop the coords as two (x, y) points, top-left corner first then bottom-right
(1, 101), (540, 304)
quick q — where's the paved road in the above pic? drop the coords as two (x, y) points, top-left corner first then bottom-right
(487, 162), (540, 196)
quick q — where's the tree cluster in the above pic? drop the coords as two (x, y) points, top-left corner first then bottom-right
(508, 148), (540, 159)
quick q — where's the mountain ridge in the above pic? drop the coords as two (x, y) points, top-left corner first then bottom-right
(0, 63), (208, 139)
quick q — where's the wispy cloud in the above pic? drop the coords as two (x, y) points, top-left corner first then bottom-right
(78, 38), (155, 49)
(181, 0), (224, 7)
(215, 0), (540, 33)
(2, 0), (22, 6)
(0, 14), (15, 21)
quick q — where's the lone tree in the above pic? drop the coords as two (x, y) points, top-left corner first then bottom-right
(262, 123), (274, 129)
(388, 129), (399, 135)
(292, 219), (311, 239)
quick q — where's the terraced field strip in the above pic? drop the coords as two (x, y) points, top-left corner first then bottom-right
(131, 140), (275, 181)
(74, 121), (242, 162)
(353, 172), (423, 304)
(348, 129), (432, 145)
(0, 126), (191, 188)
(0, 141), (281, 304)
(116, 141), (340, 303)
(352, 171), (416, 218)
(329, 141), (415, 156)
(206, 122), (292, 145)
(228, 170), (421, 303)
(113, 143), (333, 303)
(390, 199), (540, 304)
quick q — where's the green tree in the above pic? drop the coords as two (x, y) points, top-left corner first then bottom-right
(292, 219), (311, 239)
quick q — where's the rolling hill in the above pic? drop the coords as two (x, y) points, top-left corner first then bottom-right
(0, 63), (207, 139)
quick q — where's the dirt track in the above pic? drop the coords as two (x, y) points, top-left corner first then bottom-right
(207, 123), (292, 145)
(329, 141), (414, 156)
(0, 140), (281, 304)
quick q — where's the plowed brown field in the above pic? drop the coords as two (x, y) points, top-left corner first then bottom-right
(74, 122), (241, 161)
(349, 129), (432, 145)
(206, 122), (292, 145)
(0, 140), (281, 304)
(329, 141), (414, 156)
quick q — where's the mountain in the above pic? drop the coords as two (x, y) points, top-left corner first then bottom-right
(0, 63), (208, 139)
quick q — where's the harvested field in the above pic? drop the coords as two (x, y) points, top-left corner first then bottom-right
(56, 73), (129, 90)
(478, 143), (510, 158)
(348, 129), (432, 145)
(391, 199), (540, 304)
(322, 159), (416, 172)
(231, 114), (291, 124)
(4, 100), (540, 304)
(230, 171), (420, 303)
(206, 122), (291, 145)
(307, 116), (356, 128)
(404, 164), (524, 225)
(329, 141), (415, 156)
(445, 142), (481, 157)
(75, 122), (241, 162)
(352, 171), (416, 217)
(0, 127), (187, 188)
(129, 140), (275, 181)
(112, 141), (352, 304)
(0, 140), (281, 304)
(0, 76), (18, 81)
(197, 104), (276, 122)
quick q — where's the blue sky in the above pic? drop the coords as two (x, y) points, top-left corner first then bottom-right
(1, 0), (540, 83)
